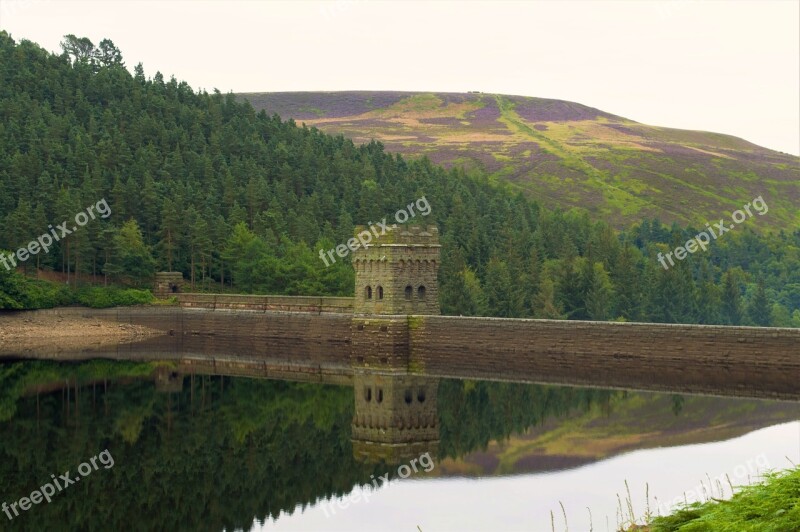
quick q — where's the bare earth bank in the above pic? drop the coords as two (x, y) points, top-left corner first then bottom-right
(0, 309), (162, 352)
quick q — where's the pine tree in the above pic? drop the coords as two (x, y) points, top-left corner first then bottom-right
(721, 271), (743, 325)
(747, 279), (771, 326)
(104, 220), (156, 286)
(611, 242), (642, 321)
(533, 275), (564, 319)
(696, 261), (722, 324)
(585, 262), (614, 321)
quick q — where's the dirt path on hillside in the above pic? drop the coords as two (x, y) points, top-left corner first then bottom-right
(0, 310), (162, 354)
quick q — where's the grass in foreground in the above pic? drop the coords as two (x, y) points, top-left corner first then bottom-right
(639, 467), (800, 531)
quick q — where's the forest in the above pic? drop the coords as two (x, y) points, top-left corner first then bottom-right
(1, 32), (799, 326)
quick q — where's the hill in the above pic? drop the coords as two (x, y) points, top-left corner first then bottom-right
(239, 91), (800, 230)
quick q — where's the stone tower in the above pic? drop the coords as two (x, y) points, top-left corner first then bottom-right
(351, 225), (440, 315)
(351, 373), (440, 463)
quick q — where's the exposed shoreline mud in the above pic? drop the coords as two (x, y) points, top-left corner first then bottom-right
(0, 309), (163, 353)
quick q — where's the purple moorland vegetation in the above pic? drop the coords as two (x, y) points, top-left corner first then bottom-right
(511, 96), (620, 122)
(238, 91), (412, 119)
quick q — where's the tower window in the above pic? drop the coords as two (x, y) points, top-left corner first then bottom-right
(377, 286), (384, 299)
(405, 285), (412, 300)
(365, 387), (372, 402)
(366, 286), (372, 299)
(417, 389), (426, 403)
(404, 389), (413, 404)
(417, 285), (426, 299)
(377, 389), (384, 403)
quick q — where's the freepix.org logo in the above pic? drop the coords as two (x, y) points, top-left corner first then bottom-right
(2, 449), (115, 522)
(322, 451), (435, 517)
(657, 195), (768, 270)
(0, 198), (111, 271)
(318, 196), (432, 267)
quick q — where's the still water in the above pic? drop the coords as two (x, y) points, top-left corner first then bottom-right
(0, 358), (798, 531)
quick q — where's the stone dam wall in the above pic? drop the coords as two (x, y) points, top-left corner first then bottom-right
(409, 316), (800, 400)
(2, 305), (799, 400)
(0, 307), (352, 376)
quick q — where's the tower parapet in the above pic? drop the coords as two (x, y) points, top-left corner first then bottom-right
(352, 225), (440, 315)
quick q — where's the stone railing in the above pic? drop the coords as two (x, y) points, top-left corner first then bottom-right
(175, 293), (354, 314)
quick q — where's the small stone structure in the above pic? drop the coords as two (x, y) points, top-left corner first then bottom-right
(352, 225), (440, 315)
(153, 272), (184, 299)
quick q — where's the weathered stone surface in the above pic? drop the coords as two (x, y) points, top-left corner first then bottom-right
(352, 225), (440, 315)
(4, 306), (799, 400)
(154, 272), (184, 298)
(177, 293), (354, 313)
(409, 316), (800, 400)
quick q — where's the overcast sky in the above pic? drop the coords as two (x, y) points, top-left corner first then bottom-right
(1, 0), (798, 155)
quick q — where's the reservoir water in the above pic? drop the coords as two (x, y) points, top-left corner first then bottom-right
(0, 357), (797, 531)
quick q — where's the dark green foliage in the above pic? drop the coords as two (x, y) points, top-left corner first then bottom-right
(74, 286), (154, 308)
(722, 270), (744, 325)
(747, 279), (771, 326)
(0, 260), (73, 309)
(0, 256), (151, 309)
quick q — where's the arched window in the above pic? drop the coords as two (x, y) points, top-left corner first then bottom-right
(405, 285), (412, 300)
(417, 285), (426, 299)
(377, 286), (384, 299)
(404, 389), (413, 404)
(417, 389), (426, 403)
(365, 387), (372, 402)
(377, 389), (384, 403)
(365, 286), (372, 299)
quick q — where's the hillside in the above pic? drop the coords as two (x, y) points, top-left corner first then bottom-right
(239, 91), (800, 230)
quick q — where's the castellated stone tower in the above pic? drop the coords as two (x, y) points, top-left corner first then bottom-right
(352, 225), (440, 315)
(351, 374), (440, 463)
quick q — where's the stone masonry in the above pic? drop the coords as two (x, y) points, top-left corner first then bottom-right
(153, 272), (184, 298)
(351, 225), (440, 315)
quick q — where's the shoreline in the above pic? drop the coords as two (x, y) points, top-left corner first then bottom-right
(0, 308), (163, 353)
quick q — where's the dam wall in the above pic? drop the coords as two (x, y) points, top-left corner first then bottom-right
(3, 306), (799, 400)
(409, 316), (800, 400)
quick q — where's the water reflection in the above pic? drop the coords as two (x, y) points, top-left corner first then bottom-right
(351, 373), (440, 463)
(0, 358), (797, 531)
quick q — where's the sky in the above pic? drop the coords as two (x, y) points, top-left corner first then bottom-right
(1, 0), (798, 155)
